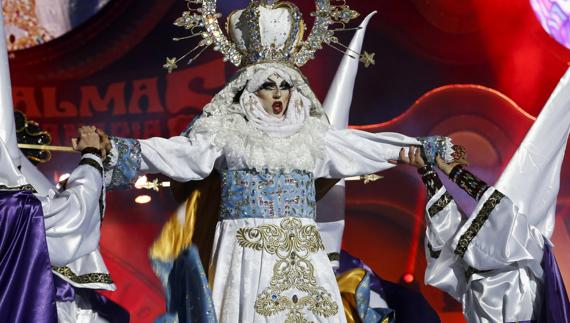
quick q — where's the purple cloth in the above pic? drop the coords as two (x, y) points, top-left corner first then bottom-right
(540, 244), (570, 323)
(54, 275), (130, 322)
(0, 190), (57, 323)
(54, 275), (76, 302)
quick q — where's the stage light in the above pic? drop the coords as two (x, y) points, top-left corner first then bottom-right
(134, 176), (148, 189)
(531, 0), (570, 50)
(59, 173), (71, 182)
(135, 195), (152, 204)
(402, 273), (415, 284)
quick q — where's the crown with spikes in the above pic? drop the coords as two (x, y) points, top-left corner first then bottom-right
(164, 0), (375, 72)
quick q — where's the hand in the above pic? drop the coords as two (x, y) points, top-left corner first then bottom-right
(398, 146), (426, 168)
(96, 128), (112, 160)
(451, 145), (469, 166)
(72, 126), (102, 153)
(435, 153), (469, 176)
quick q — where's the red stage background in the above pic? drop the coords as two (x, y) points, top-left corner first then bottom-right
(7, 1), (570, 322)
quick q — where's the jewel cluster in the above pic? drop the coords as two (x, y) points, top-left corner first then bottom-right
(165, 0), (361, 72)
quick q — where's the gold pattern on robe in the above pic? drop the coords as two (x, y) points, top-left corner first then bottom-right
(53, 266), (113, 285)
(237, 217), (339, 322)
(455, 190), (505, 257)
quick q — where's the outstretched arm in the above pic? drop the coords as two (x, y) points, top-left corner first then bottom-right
(313, 128), (422, 178)
(102, 129), (223, 189)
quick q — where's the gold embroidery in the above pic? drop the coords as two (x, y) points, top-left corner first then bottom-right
(0, 184), (36, 192)
(428, 192), (453, 217)
(53, 266), (113, 285)
(236, 218), (339, 321)
(454, 190), (505, 257)
(427, 242), (441, 259)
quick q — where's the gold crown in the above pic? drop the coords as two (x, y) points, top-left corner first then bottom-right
(164, 0), (369, 72)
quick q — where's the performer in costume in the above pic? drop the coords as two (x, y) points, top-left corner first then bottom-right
(0, 10), (125, 322)
(401, 68), (570, 322)
(102, 1), (456, 322)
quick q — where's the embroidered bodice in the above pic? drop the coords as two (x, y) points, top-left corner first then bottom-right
(220, 169), (316, 220)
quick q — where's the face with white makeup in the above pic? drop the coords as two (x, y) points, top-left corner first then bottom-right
(255, 73), (292, 118)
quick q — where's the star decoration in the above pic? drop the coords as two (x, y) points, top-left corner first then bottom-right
(360, 51), (375, 68)
(163, 57), (178, 73)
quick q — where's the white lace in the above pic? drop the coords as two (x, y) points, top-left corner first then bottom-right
(187, 62), (330, 172)
(200, 62), (328, 121)
(192, 114), (328, 172)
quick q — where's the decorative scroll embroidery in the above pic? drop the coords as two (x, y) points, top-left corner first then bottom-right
(236, 218), (339, 322)
(0, 184), (36, 192)
(53, 266), (113, 285)
(455, 190), (505, 257)
(450, 167), (489, 201)
(421, 169), (442, 199)
(428, 192), (453, 218)
(427, 242), (441, 259)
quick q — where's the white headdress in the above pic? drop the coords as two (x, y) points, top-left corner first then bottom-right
(0, 10), (52, 192)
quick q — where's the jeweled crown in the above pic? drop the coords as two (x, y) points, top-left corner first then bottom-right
(164, 0), (371, 72)
(227, 1), (304, 66)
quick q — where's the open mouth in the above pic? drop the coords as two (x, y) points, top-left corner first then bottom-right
(272, 101), (283, 114)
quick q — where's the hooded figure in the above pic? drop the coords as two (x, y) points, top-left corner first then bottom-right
(413, 68), (570, 322)
(0, 10), (125, 323)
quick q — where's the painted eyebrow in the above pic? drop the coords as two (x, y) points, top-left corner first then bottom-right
(261, 80), (277, 87)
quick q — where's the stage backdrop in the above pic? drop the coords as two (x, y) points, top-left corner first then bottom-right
(5, 1), (570, 322)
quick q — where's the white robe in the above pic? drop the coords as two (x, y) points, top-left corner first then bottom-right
(424, 67), (570, 323)
(424, 184), (544, 323)
(40, 153), (115, 322)
(108, 113), (420, 322)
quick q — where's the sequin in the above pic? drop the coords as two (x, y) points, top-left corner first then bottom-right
(105, 137), (141, 190)
(220, 169), (316, 220)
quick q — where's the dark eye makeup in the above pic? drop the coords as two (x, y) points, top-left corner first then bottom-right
(260, 81), (277, 91)
(259, 80), (292, 91)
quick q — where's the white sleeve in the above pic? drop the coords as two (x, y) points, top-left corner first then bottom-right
(139, 134), (222, 181)
(105, 133), (222, 188)
(451, 188), (545, 274)
(42, 154), (104, 267)
(423, 186), (468, 301)
(314, 128), (420, 178)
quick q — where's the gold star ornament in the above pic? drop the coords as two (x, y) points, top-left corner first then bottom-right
(163, 57), (178, 73)
(360, 51), (376, 68)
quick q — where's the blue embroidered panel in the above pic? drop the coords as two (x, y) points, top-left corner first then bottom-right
(220, 169), (316, 220)
(417, 135), (449, 166)
(104, 137), (141, 190)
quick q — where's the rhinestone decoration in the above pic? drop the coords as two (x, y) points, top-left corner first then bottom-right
(166, 0), (365, 71)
